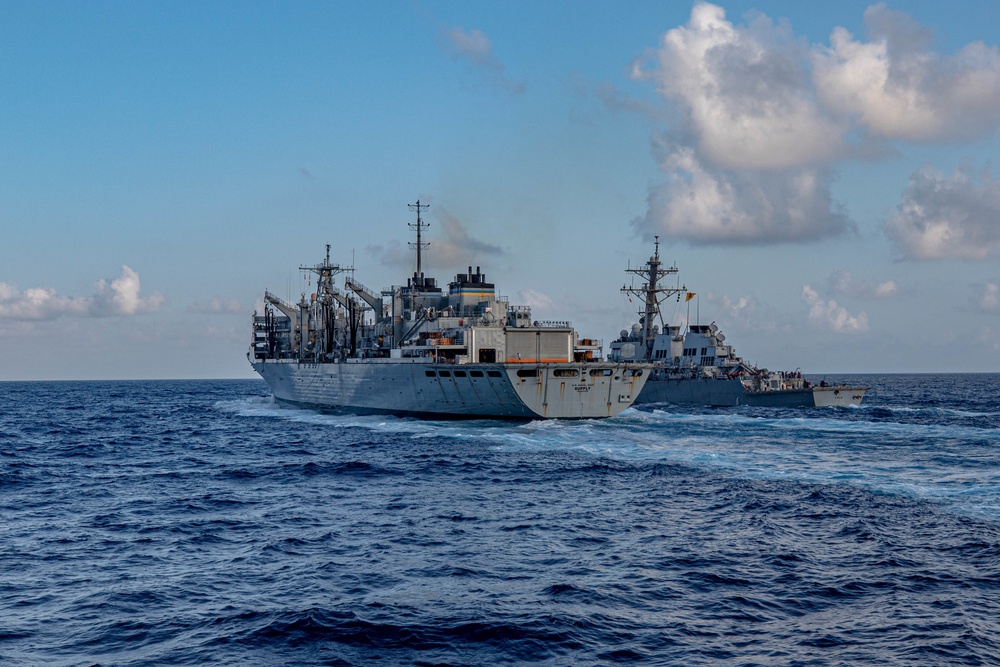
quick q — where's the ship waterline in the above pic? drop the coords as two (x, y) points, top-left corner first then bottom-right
(254, 360), (646, 420)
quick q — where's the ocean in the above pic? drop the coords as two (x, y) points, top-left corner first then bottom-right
(2, 374), (999, 666)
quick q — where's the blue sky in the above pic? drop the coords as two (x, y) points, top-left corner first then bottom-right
(3, 1), (1000, 379)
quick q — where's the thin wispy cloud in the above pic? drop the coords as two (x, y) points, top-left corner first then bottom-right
(0, 266), (163, 321)
(443, 26), (525, 95)
(827, 269), (899, 299)
(188, 297), (245, 315)
(708, 292), (785, 333)
(581, 82), (663, 121)
(368, 204), (503, 273)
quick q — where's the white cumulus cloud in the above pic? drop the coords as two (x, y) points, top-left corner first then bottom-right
(885, 164), (1000, 260)
(632, 3), (852, 244)
(813, 4), (1000, 142)
(802, 285), (869, 333)
(631, 2), (1000, 247)
(0, 266), (163, 321)
(633, 146), (850, 244)
(640, 2), (846, 170)
(518, 288), (554, 314)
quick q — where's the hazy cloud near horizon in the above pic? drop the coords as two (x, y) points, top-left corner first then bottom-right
(0, 266), (163, 321)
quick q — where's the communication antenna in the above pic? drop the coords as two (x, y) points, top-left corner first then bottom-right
(408, 200), (430, 279)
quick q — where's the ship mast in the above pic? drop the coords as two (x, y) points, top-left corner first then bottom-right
(621, 236), (684, 353)
(300, 244), (350, 297)
(298, 244), (354, 359)
(408, 200), (430, 286)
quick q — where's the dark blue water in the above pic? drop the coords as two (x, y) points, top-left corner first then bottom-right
(2, 375), (1000, 666)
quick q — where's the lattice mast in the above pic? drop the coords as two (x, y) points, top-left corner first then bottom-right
(621, 236), (685, 351)
(408, 200), (430, 285)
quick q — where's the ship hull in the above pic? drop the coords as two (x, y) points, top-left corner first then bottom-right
(252, 359), (647, 419)
(634, 377), (867, 408)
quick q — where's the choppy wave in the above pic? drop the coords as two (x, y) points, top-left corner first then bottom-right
(213, 377), (1000, 520)
(3, 376), (1000, 665)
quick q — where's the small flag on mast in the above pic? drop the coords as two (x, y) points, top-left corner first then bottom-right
(685, 292), (696, 302)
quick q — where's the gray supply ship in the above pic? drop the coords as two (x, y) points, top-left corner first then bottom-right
(248, 201), (649, 419)
(608, 239), (868, 407)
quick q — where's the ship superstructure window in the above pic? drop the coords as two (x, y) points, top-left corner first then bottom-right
(590, 368), (612, 376)
(487, 370), (502, 377)
(517, 369), (539, 378)
(454, 371), (467, 377)
(425, 370), (435, 377)
(439, 370), (451, 377)
(553, 369), (579, 377)
(470, 370), (484, 377)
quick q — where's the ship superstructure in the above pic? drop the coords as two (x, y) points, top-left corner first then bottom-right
(609, 238), (868, 407)
(249, 202), (649, 419)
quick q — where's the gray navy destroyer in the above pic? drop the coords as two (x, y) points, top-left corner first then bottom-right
(249, 201), (649, 419)
(609, 239), (869, 407)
